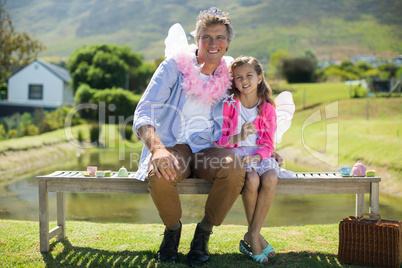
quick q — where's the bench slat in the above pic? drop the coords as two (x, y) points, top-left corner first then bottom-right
(37, 170), (381, 253)
(40, 172), (380, 195)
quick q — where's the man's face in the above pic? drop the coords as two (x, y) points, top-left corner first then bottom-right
(197, 24), (229, 65)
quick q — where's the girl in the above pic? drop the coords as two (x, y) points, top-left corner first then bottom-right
(216, 56), (280, 264)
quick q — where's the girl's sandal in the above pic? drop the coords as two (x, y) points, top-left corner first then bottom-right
(252, 253), (269, 264)
(239, 240), (252, 256)
(261, 236), (275, 258)
(239, 240), (269, 264)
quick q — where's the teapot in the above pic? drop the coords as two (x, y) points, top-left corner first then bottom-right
(351, 160), (367, 177)
(118, 166), (128, 177)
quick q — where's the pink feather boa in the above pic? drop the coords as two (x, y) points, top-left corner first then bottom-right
(174, 52), (232, 106)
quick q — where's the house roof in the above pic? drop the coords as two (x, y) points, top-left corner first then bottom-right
(6, 59), (71, 83)
(36, 59), (71, 83)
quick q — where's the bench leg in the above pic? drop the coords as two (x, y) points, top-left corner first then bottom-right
(370, 182), (380, 214)
(57, 192), (66, 240)
(39, 181), (49, 252)
(355, 193), (364, 217)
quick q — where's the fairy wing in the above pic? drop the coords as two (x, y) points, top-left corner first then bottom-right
(165, 23), (191, 58)
(275, 91), (295, 143)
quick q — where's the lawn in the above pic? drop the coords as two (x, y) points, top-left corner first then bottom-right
(275, 83), (402, 180)
(1, 82), (401, 185)
(0, 220), (343, 267)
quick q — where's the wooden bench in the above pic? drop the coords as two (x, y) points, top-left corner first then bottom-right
(37, 171), (381, 252)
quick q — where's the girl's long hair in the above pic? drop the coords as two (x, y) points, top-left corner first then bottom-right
(229, 56), (275, 114)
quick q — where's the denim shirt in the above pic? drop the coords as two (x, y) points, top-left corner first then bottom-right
(133, 55), (225, 181)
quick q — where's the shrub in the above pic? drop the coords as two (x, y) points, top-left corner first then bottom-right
(90, 124), (100, 144)
(325, 66), (359, 81)
(313, 68), (327, 82)
(130, 61), (157, 94)
(42, 106), (82, 133)
(119, 124), (133, 140)
(0, 124), (6, 140)
(24, 124), (40, 136)
(361, 69), (380, 79)
(351, 85), (367, 98)
(77, 129), (84, 143)
(20, 112), (36, 136)
(0, 83), (7, 100)
(74, 84), (98, 119)
(396, 68), (402, 80)
(282, 57), (316, 83)
(43, 110), (63, 132)
(75, 85), (140, 123)
(93, 88), (139, 123)
(378, 63), (400, 78)
(59, 106), (82, 127)
(7, 129), (18, 139)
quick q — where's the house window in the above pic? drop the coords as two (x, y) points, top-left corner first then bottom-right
(28, 84), (43, 100)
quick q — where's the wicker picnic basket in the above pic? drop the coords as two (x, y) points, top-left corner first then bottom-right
(338, 213), (402, 268)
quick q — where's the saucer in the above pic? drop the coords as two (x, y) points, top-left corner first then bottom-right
(81, 172), (95, 177)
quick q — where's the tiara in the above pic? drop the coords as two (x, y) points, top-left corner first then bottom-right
(198, 6), (225, 19)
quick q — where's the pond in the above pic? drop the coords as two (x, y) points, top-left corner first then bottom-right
(1, 148), (401, 226)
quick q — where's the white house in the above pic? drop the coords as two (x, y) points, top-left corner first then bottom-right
(4, 59), (74, 111)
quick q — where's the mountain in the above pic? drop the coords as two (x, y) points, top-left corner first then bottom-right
(4, 0), (402, 63)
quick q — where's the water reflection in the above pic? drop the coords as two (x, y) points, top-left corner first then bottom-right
(1, 148), (401, 226)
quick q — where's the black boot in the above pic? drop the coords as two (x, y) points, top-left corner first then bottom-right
(157, 222), (182, 263)
(186, 223), (212, 266)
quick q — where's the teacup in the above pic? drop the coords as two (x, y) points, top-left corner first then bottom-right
(87, 166), (97, 176)
(96, 171), (105, 177)
(338, 167), (352, 176)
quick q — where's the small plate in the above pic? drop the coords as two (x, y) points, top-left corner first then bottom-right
(340, 174), (356, 177)
(81, 172), (95, 177)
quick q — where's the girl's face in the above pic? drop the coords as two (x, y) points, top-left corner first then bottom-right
(233, 64), (262, 97)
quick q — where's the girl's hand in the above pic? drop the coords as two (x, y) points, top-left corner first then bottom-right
(272, 152), (283, 167)
(240, 121), (257, 140)
(242, 154), (262, 164)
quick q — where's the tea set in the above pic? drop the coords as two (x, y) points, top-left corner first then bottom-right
(83, 166), (129, 177)
(338, 160), (375, 177)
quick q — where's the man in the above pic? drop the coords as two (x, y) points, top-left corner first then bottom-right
(133, 7), (245, 266)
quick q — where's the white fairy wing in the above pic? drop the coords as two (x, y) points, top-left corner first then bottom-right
(165, 23), (190, 58)
(275, 91), (295, 143)
(223, 56), (234, 66)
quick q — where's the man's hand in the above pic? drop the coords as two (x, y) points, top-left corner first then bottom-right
(272, 151), (283, 167)
(138, 125), (180, 181)
(151, 148), (180, 181)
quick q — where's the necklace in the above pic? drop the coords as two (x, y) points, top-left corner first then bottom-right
(174, 51), (232, 106)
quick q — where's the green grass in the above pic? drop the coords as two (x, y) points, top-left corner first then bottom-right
(1, 81), (401, 180)
(0, 124), (138, 153)
(286, 82), (350, 110)
(276, 83), (402, 178)
(0, 220), (345, 267)
(0, 125), (88, 153)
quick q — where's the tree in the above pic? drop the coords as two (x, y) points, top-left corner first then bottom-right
(0, 3), (45, 83)
(67, 44), (144, 92)
(282, 58), (316, 83)
(129, 61), (157, 94)
(267, 49), (290, 80)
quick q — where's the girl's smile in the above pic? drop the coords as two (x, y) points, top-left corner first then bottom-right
(233, 64), (263, 107)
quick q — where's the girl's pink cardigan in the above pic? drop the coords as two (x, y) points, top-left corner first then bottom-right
(215, 98), (277, 160)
